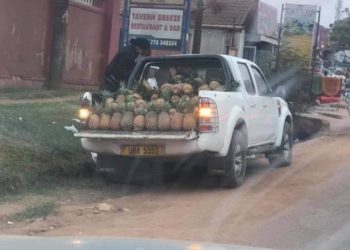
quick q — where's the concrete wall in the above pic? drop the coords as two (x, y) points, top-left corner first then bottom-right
(0, 0), (121, 89)
(199, 28), (227, 54)
(64, 2), (106, 86)
(0, 0), (51, 88)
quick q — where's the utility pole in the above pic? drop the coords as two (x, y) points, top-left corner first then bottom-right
(47, 0), (69, 89)
(192, 0), (204, 54)
(276, 4), (284, 71)
(335, 0), (343, 21)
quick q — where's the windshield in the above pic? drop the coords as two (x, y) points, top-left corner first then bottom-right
(1, 0), (350, 250)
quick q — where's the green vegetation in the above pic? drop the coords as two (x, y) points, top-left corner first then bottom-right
(0, 88), (81, 100)
(331, 17), (350, 49)
(0, 95), (90, 193)
(10, 201), (57, 221)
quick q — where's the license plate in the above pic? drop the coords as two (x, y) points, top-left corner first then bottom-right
(120, 145), (165, 156)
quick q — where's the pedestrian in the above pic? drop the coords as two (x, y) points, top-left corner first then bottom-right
(103, 38), (151, 92)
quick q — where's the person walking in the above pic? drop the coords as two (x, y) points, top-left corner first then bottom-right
(103, 38), (150, 92)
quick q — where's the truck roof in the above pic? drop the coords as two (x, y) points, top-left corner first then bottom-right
(141, 54), (254, 65)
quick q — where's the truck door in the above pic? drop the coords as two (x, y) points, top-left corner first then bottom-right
(250, 66), (278, 143)
(237, 63), (261, 146)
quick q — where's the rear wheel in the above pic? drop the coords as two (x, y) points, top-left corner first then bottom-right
(220, 130), (247, 188)
(268, 122), (293, 167)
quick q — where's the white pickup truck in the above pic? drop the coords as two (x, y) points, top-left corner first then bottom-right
(75, 55), (293, 188)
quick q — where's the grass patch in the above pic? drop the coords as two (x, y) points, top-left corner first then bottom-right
(0, 99), (90, 193)
(0, 88), (81, 100)
(11, 201), (57, 221)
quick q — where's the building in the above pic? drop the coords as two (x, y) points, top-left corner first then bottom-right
(0, 0), (121, 89)
(192, 0), (278, 74)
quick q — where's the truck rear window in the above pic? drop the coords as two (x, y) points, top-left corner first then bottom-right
(131, 58), (227, 89)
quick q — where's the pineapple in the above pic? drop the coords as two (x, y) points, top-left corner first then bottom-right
(132, 93), (142, 100)
(145, 103), (158, 131)
(190, 96), (200, 107)
(133, 107), (146, 131)
(157, 102), (172, 131)
(214, 86), (224, 91)
(193, 77), (205, 87)
(199, 84), (210, 91)
(171, 84), (182, 95)
(110, 104), (124, 130)
(99, 107), (112, 130)
(88, 103), (102, 130)
(171, 112), (183, 131)
(161, 83), (172, 93)
(135, 99), (147, 109)
(120, 111), (134, 131)
(170, 95), (180, 106)
(154, 98), (165, 109)
(88, 114), (99, 130)
(151, 93), (159, 101)
(183, 113), (197, 131)
(169, 108), (177, 118)
(115, 95), (126, 104)
(120, 100), (134, 131)
(209, 81), (221, 90)
(161, 88), (171, 102)
(182, 83), (193, 95)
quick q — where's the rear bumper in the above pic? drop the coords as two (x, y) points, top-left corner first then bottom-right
(75, 131), (203, 157)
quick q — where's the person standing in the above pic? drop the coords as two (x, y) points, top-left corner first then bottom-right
(103, 38), (150, 92)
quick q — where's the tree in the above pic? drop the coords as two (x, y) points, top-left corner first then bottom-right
(47, 0), (69, 89)
(330, 17), (350, 50)
(192, 0), (224, 54)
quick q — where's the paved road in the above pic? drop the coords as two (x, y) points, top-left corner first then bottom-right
(2, 109), (350, 250)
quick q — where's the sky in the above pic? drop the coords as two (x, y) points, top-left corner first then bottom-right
(263, 0), (350, 27)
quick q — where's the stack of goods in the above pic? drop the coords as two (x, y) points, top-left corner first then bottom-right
(87, 78), (223, 131)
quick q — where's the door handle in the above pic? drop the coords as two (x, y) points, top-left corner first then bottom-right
(250, 104), (256, 108)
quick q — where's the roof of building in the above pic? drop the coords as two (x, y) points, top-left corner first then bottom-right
(197, 0), (257, 28)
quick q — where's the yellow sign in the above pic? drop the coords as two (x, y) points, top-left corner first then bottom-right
(120, 145), (165, 156)
(131, 0), (184, 5)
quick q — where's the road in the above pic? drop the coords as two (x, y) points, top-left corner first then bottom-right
(1, 108), (350, 249)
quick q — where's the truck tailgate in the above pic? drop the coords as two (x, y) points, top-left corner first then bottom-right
(74, 131), (198, 141)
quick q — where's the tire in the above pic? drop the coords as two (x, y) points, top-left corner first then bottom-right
(220, 130), (247, 188)
(268, 122), (293, 167)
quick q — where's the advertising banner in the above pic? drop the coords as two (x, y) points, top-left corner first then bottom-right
(283, 4), (317, 60)
(128, 8), (184, 50)
(258, 2), (278, 38)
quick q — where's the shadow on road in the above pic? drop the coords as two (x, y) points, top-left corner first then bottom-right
(94, 158), (275, 197)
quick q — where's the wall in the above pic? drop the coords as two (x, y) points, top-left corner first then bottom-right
(0, 0), (121, 89)
(64, 2), (106, 86)
(195, 28), (227, 54)
(0, 0), (51, 88)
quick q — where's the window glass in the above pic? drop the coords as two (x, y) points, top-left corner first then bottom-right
(238, 63), (255, 95)
(251, 66), (270, 95)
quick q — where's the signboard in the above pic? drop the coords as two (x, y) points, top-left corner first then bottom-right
(131, 0), (185, 5)
(128, 8), (184, 50)
(283, 4), (317, 60)
(258, 2), (278, 38)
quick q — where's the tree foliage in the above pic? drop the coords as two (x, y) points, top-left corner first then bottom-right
(271, 45), (315, 115)
(330, 18), (350, 49)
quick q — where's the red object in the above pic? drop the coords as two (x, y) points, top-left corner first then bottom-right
(321, 77), (342, 97)
(318, 96), (340, 104)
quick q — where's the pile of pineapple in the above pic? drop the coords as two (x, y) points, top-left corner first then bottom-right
(87, 78), (222, 132)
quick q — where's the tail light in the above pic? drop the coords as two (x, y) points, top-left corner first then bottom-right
(198, 98), (219, 133)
